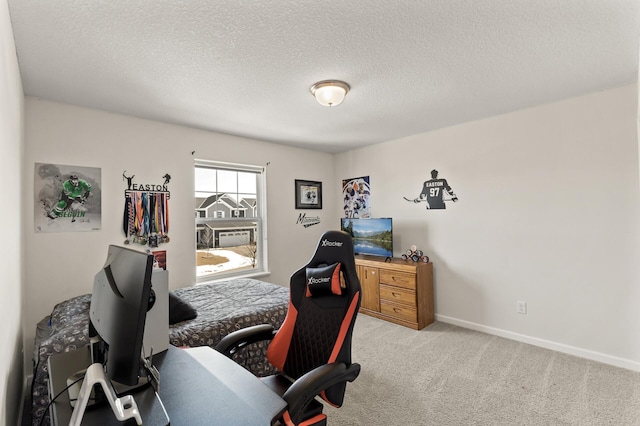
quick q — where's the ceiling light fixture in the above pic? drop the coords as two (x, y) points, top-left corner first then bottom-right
(310, 80), (350, 107)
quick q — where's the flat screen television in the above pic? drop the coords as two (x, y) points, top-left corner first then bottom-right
(340, 217), (393, 258)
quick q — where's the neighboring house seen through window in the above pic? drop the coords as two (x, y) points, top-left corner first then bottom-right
(195, 160), (267, 282)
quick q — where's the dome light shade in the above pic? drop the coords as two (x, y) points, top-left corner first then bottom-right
(310, 80), (350, 107)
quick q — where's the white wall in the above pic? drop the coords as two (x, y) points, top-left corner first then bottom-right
(335, 85), (640, 370)
(22, 98), (338, 371)
(1, 0), (24, 423)
(20, 84), (640, 393)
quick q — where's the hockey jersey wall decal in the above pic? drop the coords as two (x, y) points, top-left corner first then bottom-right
(404, 170), (459, 210)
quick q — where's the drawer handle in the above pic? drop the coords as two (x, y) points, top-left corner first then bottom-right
(392, 292), (401, 297)
(393, 308), (402, 313)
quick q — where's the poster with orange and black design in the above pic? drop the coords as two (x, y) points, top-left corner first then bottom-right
(34, 163), (102, 233)
(342, 176), (370, 218)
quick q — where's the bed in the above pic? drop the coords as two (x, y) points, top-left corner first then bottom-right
(30, 278), (289, 426)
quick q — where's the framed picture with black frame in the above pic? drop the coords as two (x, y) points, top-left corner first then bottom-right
(295, 179), (322, 209)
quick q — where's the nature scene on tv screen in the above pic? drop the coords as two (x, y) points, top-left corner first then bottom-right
(342, 218), (392, 257)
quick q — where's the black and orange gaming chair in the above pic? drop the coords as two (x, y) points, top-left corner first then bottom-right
(216, 230), (361, 425)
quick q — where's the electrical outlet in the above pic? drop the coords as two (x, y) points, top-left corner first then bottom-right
(516, 300), (527, 314)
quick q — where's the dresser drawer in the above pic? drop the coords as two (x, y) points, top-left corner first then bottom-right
(379, 284), (415, 306)
(379, 270), (416, 290)
(380, 301), (417, 323)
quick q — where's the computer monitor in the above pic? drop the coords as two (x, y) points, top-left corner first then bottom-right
(70, 245), (155, 426)
(89, 244), (155, 385)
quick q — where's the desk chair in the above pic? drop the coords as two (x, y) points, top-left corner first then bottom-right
(217, 230), (361, 425)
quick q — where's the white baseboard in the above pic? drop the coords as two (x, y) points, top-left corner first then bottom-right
(435, 314), (640, 373)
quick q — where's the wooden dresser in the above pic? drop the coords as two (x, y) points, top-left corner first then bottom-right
(354, 255), (434, 330)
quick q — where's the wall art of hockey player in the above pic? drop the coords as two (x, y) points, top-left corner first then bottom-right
(405, 169), (458, 209)
(342, 176), (371, 218)
(35, 163), (102, 232)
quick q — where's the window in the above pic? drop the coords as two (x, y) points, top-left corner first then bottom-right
(195, 160), (267, 282)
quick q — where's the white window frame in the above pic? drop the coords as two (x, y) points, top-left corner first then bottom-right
(195, 159), (268, 282)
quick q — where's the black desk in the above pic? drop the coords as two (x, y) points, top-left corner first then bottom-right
(48, 345), (287, 425)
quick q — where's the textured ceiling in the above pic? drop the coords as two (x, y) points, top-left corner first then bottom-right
(7, 1), (640, 153)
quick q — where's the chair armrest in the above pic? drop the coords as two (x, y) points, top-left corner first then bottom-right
(215, 324), (276, 357)
(282, 362), (361, 422)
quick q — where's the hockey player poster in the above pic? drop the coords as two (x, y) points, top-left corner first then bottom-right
(34, 163), (102, 233)
(342, 176), (371, 218)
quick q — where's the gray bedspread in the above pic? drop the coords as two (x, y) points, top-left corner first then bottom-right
(31, 278), (289, 426)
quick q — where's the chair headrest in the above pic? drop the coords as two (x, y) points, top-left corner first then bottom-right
(299, 230), (360, 298)
(305, 262), (342, 297)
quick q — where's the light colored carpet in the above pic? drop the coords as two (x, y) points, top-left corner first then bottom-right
(324, 315), (640, 425)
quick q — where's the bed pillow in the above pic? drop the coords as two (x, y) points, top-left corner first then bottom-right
(168, 292), (198, 324)
(306, 262), (343, 297)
